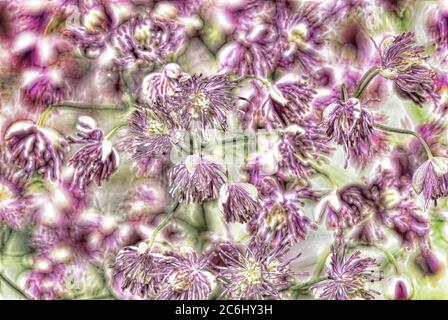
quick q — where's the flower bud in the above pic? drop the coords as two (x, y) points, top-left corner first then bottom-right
(383, 275), (413, 300)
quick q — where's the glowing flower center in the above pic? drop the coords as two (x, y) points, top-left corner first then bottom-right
(169, 271), (193, 293)
(266, 204), (290, 229)
(241, 259), (262, 285)
(0, 183), (14, 202)
(147, 118), (167, 135)
(189, 92), (210, 119)
(287, 23), (308, 48)
(135, 25), (152, 48)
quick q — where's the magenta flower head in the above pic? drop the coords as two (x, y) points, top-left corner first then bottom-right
(168, 154), (227, 204)
(68, 116), (119, 189)
(140, 63), (187, 103)
(123, 106), (173, 177)
(323, 97), (374, 167)
(113, 14), (186, 67)
(412, 157), (448, 208)
(250, 177), (318, 246)
(166, 74), (237, 134)
(218, 182), (260, 223)
(426, 3), (448, 62)
(277, 123), (332, 178)
(112, 242), (163, 298)
(210, 238), (296, 300)
(276, 2), (324, 73)
(21, 71), (65, 110)
(5, 120), (68, 180)
(218, 24), (277, 78)
(379, 32), (436, 105)
(312, 243), (381, 300)
(156, 249), (213, 300)
(315, 186), (367, 234)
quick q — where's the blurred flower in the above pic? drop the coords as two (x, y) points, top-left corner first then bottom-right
(25, 263), (66, 300)
(168, 154), (227, 203)
(21, 70), (66, 110)
(312, 244), (381, 300)
(250, 177), (318, 246)
(426, 3), (448, 62)
(383, 275), (413, 300)
(113, 14), (186, 67)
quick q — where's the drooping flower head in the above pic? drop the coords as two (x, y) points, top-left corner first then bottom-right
(67, 116), (119, 189)
(166, 74), (237, 134)
(412, 157), (448, 208)
(140, 63), (187, 103)
(21, 71), (66, 110)
(112, 242), (163, 299)
(218, 182), (260, 223)
(426, 3), (448, 63)
(210, 238), (297, 300)
(113, 14), (186, 67)
(156, 249), (212, 300)
(168, 154), (227, 203)
(379, 32), (436, 105)
(312, 243), (381, 300)
(323, 97), (374, 167)
(5, 120), (68, 180)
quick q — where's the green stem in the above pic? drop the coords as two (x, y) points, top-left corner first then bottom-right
(291, 277), (327, 291)
(52, 102), (124, 111)
(357, 243), (401, 275)
(36, 106), (54, 127)
(147, 203), (179, 248)
(104, 123), (127, 140)
(353, 67), (380, 98)
(373, 123), (433, 160)
(341, 84), (349, 102)
(0, 272), (28, 299)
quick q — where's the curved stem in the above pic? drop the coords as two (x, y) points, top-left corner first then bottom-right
(147, 203), (179, 248)
(357, 243), (401, 275)
(104, 123), (127, 140)
(373, 123), (433, 160)
(36, 106), (54, 127)
(353, 67), (380, 98)
(0, 272), (28, 299)
(341, 84), (349, 102)
(290, 277), (327, 291)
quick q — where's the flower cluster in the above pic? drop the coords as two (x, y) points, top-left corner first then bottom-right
(0, 0), (447, 302)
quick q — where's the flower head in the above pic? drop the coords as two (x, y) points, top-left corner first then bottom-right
(113, 14), (186, 67)
(312, 244), (381, 300)
(211, 239), (296, 300)
(412, 157), (448, 208)
(250, 178), (318, 246)
(68, 116), (119, 189)
(156, 249), (212, 300)
(111, 242), (163, 298)
(123, 106), (173, 177)
(21, 72), (65, 110)
(219, 183), (260, 223)
(166, 74), (237, 134)
(5, 120), (68, 180)
(168, 154), (227, 203)
(380, 32), (436, 105)
(323, 97), (374, 167)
